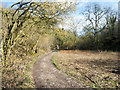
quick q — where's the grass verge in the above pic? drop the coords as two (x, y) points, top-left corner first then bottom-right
(2, 50), (51, 88)
(52, 55), (62, 71)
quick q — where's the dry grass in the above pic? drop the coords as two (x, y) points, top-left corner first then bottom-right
(53, 50), (120, 88)
(2, 50), (50, 88)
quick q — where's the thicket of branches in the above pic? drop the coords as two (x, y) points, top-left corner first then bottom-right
(1, 1), (76, 64)
(1, 1), (77, 88)
(76, 4), (120, 51)
(50, 3), (120, 51)
(55, 3), (120, 51)
(1, 1), (119, 88)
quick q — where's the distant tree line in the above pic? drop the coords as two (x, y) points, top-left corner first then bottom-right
(76, 3), (120, 51)
(1, 1), (120, 88)
(55, 3), (120, 51)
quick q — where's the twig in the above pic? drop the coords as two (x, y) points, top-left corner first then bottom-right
(85, 75), (96, 85)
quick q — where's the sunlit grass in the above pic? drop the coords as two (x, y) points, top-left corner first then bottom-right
(52, 50), (120, 88)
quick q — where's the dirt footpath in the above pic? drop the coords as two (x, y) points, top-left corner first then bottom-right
(33, 52), (88, 88)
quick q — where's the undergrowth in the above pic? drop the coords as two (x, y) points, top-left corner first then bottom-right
(2, 50), (50, 88)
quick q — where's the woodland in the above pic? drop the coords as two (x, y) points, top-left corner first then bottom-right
(1, 0), (120, 88)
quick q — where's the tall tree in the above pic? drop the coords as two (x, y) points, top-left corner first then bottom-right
(83, 3), (111, 49)
(2, 1), (77, 65)
(100, 13), (118, 50)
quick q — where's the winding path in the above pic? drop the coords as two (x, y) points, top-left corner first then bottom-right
(33, 52), (88, 88)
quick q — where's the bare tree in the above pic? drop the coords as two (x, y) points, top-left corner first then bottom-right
(83, 3), (111, 49)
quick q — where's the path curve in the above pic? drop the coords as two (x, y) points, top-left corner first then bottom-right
(33, 52), (88, 88)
